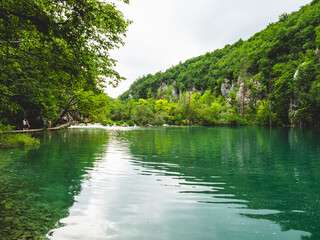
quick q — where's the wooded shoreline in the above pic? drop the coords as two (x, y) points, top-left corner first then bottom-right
(1, 123), (72, 135)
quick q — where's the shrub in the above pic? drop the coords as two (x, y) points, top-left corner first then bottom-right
(126, 120), (135, 126)
(154, 113), (167, 126)
(0, 134), (40, 148)
(116, 120), (125, 126)
(131, 104), (154, 126)
(100, 119), (114, 126)
(0, 124), (13, 133)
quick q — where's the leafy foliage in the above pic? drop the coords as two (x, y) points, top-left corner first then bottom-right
(119, 1), (320, 126)
(0, 134), (40, 148)
(0, 0), (130, 128)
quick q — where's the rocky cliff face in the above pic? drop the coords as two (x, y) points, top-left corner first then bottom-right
(221, 78), (237, 98)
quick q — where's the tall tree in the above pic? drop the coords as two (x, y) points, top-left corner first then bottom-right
(0, 0), (131, 127)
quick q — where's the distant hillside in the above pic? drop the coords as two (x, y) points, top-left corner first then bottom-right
(119, 0), (320, 125)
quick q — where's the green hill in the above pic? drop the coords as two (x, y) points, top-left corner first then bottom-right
(119, 0), (320, 126)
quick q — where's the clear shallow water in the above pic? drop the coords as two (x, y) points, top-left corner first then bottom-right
(0, 127), (319, 239)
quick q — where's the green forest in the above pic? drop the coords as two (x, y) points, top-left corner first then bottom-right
(117, 0), (320, 127)
(0, 0), (130, 132)
(1, 0), (320, 134)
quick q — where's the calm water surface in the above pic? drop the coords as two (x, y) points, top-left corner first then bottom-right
(0, 126), (319, 239)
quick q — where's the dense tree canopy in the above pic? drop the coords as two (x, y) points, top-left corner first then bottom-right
(0, 0), (130, 128)
(119, 0), (320, 126)
(2, 0), (320, 129)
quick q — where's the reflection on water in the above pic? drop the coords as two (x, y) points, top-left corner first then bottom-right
(0, 130), (110, 239)
(1, 127), (319, 239)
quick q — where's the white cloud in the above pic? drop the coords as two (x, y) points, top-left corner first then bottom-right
(105, 0), (311, 98)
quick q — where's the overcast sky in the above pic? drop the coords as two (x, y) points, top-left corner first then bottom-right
(105, 0), (311, 98)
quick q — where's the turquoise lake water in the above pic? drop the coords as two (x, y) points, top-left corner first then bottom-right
(0, 126), (319, 239)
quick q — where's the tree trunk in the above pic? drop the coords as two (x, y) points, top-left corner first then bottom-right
(52, 96), (75, 127)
